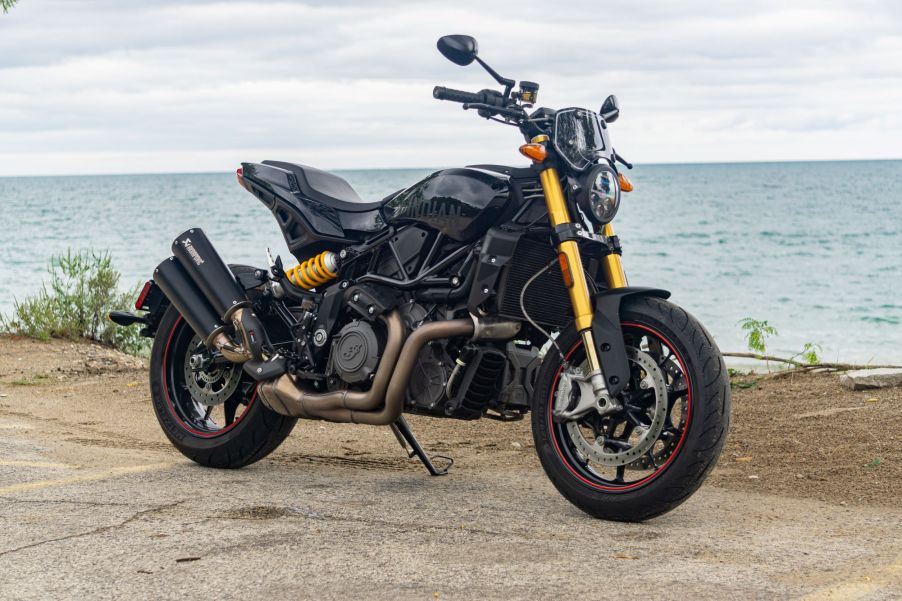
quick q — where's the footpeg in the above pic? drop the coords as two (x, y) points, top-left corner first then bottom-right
(390, 416), (453, 476)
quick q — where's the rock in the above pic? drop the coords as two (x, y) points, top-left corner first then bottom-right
(839, 368), (902, 390)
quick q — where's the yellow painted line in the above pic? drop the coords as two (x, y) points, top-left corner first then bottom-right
(0, 460), (77, 470)
(0, 462), (175, 494)
(795, 554), (902, 600)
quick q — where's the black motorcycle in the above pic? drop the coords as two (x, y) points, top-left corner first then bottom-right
(112, 35), (730, 521)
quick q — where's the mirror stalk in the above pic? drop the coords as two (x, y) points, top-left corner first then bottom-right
(474, 56), (515, 98)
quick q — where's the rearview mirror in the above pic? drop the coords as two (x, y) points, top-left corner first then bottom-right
(437, 35), (478, 66)
(600, 95), (620, 123)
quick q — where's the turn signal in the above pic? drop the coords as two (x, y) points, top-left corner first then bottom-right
(519, 143), (547, 163)
(619, 173), (634, 192)
(558, 252), (574, 288)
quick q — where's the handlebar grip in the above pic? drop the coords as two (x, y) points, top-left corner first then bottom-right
(433, 86), (484, 104)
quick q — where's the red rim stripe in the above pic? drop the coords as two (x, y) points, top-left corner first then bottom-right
(547, 322), (693, 492)
(161, 315), (256, 438)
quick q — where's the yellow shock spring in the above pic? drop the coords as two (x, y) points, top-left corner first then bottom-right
(285, 251), (339, 289)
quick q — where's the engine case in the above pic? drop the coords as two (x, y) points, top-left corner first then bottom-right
(328, 320), (381, 384)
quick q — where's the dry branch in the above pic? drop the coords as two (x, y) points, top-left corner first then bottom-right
(721, 352), (902, 373)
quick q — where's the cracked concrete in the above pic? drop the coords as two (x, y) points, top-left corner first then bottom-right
(0, 501), (183, 558)
(1, 446), (900, 600)
(0, 338), (900, 599)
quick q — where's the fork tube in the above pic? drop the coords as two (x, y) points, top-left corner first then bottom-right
(537, 167), (607, 381)
(539, 167), (594, 333)
(600, 223), (628, 288)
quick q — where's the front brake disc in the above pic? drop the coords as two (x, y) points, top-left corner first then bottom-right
(564, 347), (668, 467)
(629, 357), (688, 470)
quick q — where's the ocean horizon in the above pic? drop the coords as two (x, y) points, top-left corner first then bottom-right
(2, 159), (900, 363)
(2, 157), (900, 180)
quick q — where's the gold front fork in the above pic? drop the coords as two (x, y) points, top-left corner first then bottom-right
(536, 158), (626, 400)
(600, 223), (628, 289)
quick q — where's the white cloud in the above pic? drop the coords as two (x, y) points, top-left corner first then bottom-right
(0, 0), (900, 175)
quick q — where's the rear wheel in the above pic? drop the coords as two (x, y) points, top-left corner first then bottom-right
(148, 265), (296, 468)
(531, 297), (730, 521)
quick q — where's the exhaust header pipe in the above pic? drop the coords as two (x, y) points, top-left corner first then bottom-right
(258, 316), (475, 425)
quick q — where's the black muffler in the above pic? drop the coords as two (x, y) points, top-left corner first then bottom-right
(153, 256), (225, 346)
(171, 228), (250, 321)
(153, 228), (284, 379)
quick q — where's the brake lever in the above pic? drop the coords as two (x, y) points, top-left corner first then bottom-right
(613, 151), (633, 170)
(462, 102), (525, 120)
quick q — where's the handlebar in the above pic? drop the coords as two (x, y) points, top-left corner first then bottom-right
(432, 86), (487, 105)
(433, 85), (527, 124)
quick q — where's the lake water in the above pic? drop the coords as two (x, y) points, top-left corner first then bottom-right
(1, 160), (900, 363)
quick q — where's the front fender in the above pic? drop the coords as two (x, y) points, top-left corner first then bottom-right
(591, 287), (670, 398)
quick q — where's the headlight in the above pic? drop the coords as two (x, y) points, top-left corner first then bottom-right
(578, 164), (620, 225)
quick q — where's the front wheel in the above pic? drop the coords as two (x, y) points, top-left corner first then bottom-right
(531, 297), (730, 521)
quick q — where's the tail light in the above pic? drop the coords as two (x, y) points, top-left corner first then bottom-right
(135, 280), (153, 311)
(236, 166), (250, 191)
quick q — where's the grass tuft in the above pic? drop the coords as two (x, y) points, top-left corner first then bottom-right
(0, 250), (149, 355)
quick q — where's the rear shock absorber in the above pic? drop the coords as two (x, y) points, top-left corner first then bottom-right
(285, 251), (339, 289)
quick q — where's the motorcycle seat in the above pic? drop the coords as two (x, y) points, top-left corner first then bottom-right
(262, 161), (386, 213)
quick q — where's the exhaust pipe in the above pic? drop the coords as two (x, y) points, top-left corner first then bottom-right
(154, 228), (267, 366)
(258, 317), (475, 425)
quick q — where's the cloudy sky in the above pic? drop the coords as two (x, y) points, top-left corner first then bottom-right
(1, 0), (900, 176)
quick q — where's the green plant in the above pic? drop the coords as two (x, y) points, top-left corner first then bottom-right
(792, 342), (823, 366)
(0, 250), (149, 355)
(730, 380), (758, 390)
(726, 318), (900, 373)
(738, 317), (778, 355)
(1, 0), (19, 14)
(6, 373), (50, 386)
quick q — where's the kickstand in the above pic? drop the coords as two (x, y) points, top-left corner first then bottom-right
(390, 416), (453, 476)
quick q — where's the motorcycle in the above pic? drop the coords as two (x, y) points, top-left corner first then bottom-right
(111, 35), (730, 521)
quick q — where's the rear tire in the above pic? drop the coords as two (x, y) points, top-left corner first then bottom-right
(149, 265), (296, 468)
(531, 296), (730, 521)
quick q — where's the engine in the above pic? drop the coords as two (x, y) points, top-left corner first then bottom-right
(401, 303), (534, 420)
(408, 342), (509, 419)
(317, 295), (537, 420)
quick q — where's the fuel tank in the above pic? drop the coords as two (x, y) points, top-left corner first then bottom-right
(383, 167), (512, 242)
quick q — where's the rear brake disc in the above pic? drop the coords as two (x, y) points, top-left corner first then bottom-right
(183, 336), (241, 406)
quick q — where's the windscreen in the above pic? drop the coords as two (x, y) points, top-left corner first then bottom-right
(552, 108), (604, 171)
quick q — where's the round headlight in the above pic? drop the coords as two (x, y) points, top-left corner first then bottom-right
(579, 164), (620, 225)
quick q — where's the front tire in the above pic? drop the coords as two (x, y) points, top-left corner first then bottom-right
(531, 297), (730, 521)
(149, 266), (296, 469)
